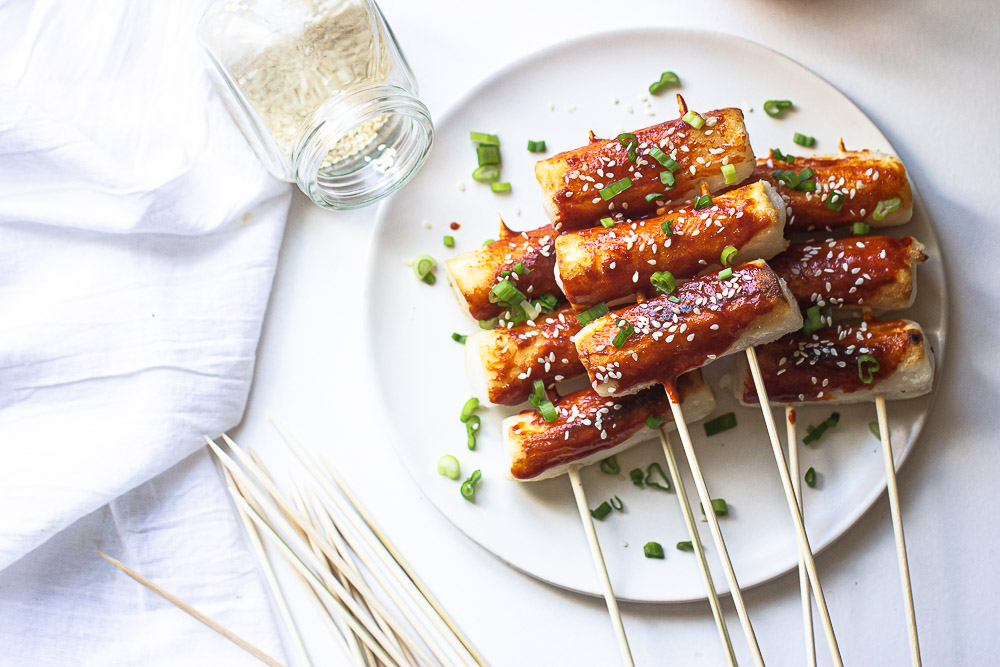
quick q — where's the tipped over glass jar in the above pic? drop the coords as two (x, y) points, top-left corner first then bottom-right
(199, 0), (433, 210)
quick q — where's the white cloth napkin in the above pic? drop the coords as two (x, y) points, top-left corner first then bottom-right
(0, 0), (291, 573)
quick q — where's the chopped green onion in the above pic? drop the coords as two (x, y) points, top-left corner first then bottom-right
(682, 110), (705, 129)
(451, 332), (467, 344)
(773, 169), (801, 189)
(700, 498), (729, 516)
(533, 293), (558, 314)
(599, 455), (620, 475)
(443, 235), (455, 247)
(704, 412), (737, 436)
(643, 541), (665, 559)
(577, 303), (610, 326)
(527, 139), (546, 153)
(644, 192), (664, 203)
(437, 455), (460, 480)
(600, 217), (617, 228)
(490, 278), (526, 307)
(612, 319), (635, 348)
(793, 132), (816, 147)
(617, 133), (639, 162)
(649, 71), (680, 95)
(644, 462), (671, 491)
(490, 182), (512, 193)
(798, 167), (815, 181)
(470, 131), (499, 145)
(538, 400), (557, 423)
(648, 147), (678, 169)
(825, 191), (846, 212)
(720, 245), (738, 267)
(803, 412), (840, 445)
(477, 144), (501, 166)
(513, 261), (530, 275)
(853, 222), (871, 235)
(465, 415), (480, 449)
(629, 469), (645, 487)
(797, 179), (817, 192)
(721, 163), (738, 185)
(459, 397), (479, 423)
(650, 270), (676, 294)
(763, 99), (793, 118)
(676, 541), (694, 552)
(600, 177), (633, 201)
(645, 414), (666, 430)
(472, 165), (501, 182)
(660, 219), (674, 236)
(772, 148), (795, 163)
(660, 170), (676, 188)
(667, 295), (681, 303)
(873, 197), (901, 221)
(610, 495), (624, 511)
(858, 354), (880, 384)
(803, 305), (824, 334)
(460, 469), (481, 500)
(590, 501), (612, 520)
(805, 467), (817, 488)
(693, 194), (713, 210)
(478, 317), (498, 329)
(529, 380), (547, 407)
(869, 421), (881, 440)
(529, 380), (558, 423)
(718, 267), (733, 280)
(412, 254), (437, 285)
(483, 238), (495, 246)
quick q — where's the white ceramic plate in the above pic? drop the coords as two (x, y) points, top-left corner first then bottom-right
(365, 28), (947, 602)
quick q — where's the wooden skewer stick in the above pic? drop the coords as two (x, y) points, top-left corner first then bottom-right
(744, 347), (843, 666)
(667, 395), (764, 666)
(656, 428), (737, 667)
(223, 469), (315, 667)
(786, 406), (817, 667)
(875, 393), (922, 666)
(96, 551), (284, 667)
(567, 466), (635, 667)
(270, 419), (483, 667)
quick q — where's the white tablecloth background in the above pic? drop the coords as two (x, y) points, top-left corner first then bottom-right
(3, 0), (999, 665)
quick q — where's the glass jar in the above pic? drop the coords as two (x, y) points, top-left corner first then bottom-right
(198, 0), (433, 210)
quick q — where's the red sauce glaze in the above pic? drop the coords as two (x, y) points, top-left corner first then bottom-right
(751, 151), (909, 230)
(771, 236), (925, 309)
(450, 221), (461, 230)
(788, 407), (796, 424)
(479, 307), (583, 405)
(542, 109), (751, 232)
(556, 184), (777, 307)
(508, 375), (700, 480)
(741, 319), (921, 403)
(577, 262), (786, 393)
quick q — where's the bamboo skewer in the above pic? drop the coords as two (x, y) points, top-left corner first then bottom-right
(96, 551), (284, 667)
(875, 393), (921, 666)
(567, 466), (635, 667)
(667, 395), (765, 666)
(786, 406), (817, 667)
(268, 421), (482, 667)
(744, 347), (843, 667)
(656, 428), (737, 667)
(223, 469), (314, 667)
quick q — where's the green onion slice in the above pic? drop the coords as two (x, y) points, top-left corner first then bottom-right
(437, 455), (460, 480)
(610, 495), (624, 511)
(577, 303), (610, 326)
(763, 99), (793, 118)
(465, 415), (480, 450)
(483, 238), (496, 246)
(528, 379), (547, 408)
(704, 412), (737, 436)
(676, 541), (694, 552)
(720, 245), (738, 267)
(772, 148), (795, 163)
(648, 147), (678, 169)
(803, 412), (840, 445)
(490, 278), (526, 307)
(858, 354), (880, 384)
(721, 163), (738, 185)
(644, 462), (671, 491)
(460, 469), (482, 500)
(478, 317), (498, 329)
(793, 132), (816, 147)
(451, 332), (467, 344)
(443, 235), (455, 248)
(667, 295), (681, 303)
(803, 305), (824, 335)
(527, 139), (547, 153)
(702, 498), (729, 516)
(600, 177), (633, 201)
(773, 169), (801, 189)
(490, 182), (512, 193)
(644, 192), (663, 203)
(650, 270), (676, 294)
(825, 191), (846, 212)
(649, 71), (680, 95)
(645, 414), (666, 430)
(590, 501), (612, 520)
(470, 131), (499, 145)
(600, 217), (616, 228)
(660, 170), (676, 188)
(660, 219), (674, 236)
(459, 397), (479, 423)
(643, 541), (665, 559)
(538, 400), (557, 423)
(612, 319), (635, 348)
(533, 293), (558, 314)
(805, 467), (817, 488)
(682, 110), (705, 129)
(629, 468), (645, 487)
(412, 254), (436, 283)
(472, 165), (500, 183)
(718, 267), (734, 280)
(873, 197), (901, 221)
(477, 144), (501, 166)
(513, 261), (530, 275)
(617, 132), (639, 162)
(599, 455), (620, 475)
(853, 222), (871, 235)
(693, 194), (713, 210)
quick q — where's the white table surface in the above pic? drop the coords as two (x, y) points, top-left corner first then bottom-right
(232, 0), (1000, 664)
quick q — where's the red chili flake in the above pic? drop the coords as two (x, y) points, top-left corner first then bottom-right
(450, 221), (461, 230)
